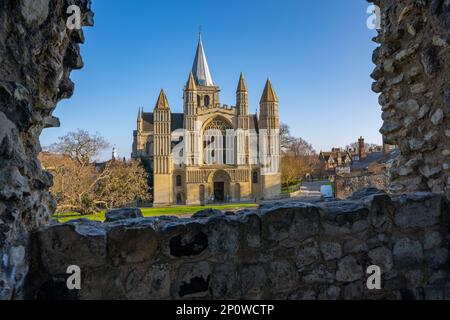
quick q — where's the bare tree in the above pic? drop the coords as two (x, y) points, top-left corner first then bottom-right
(280, 122), (316, 156)
(47, 129), (110, 167)
(41, 130), (149, 215)
(97, 160), (150, 209)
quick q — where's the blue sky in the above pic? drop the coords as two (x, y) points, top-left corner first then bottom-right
(41, 0), (381, 160)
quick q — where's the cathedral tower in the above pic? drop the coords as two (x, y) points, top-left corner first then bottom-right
(259, 79), (281, 199)
(236, 73), (250, 165)
(153, 89), (173, 205)
(184, 72), (198, 165)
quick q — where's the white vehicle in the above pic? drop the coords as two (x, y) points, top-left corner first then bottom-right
(320, 185), (334, 200)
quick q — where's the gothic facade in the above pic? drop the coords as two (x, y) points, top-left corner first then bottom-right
(132, 35), (281, 206)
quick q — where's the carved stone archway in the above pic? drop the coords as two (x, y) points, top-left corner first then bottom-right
(207, 170), (231, 203)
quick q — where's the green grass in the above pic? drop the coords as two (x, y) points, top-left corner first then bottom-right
(281, 182), (302, 194)
(53, 203), (259, 223)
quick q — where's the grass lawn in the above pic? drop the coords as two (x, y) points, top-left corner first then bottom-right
(53, 203), (259, 223)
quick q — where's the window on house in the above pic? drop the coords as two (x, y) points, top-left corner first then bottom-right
(204, 95), (210, 107)
(176, 175), (182, 187)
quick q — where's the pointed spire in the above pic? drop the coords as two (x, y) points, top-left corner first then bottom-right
(155, 89), (169, 109)
(237, 72), (248, 92)
(260, 79), (278, 103)
(186, 72), (197, 91)
(192, 33), (214, 86)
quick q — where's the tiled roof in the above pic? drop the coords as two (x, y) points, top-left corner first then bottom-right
(141, 112), (184, 132)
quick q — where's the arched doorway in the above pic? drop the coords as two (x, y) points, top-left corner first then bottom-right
(210, 170), (231, 203)
(176, 193), (184, 205)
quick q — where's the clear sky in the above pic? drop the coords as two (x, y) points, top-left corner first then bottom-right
(40, 0), (381, 160)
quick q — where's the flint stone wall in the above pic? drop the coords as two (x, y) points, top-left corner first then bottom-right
(0, 0), (92, 300)
(28, 192), (449, 300)
(370, 0), (450, 199)
(335, 173), (389, 199)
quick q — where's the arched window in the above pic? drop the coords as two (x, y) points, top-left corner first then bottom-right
(252, 171), (258, 184)
(176, 175), (182, 187)
(204, 95), (210, 107)
(203, 117), (233, 165)
(197, 95), (201, 107)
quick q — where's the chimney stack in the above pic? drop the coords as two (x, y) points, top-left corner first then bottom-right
(358, 136), (367, 160)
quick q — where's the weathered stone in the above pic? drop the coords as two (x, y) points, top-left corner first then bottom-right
(105, 208), (143, 222)
(421, 47), (441, 76)
(301, 264), (335, 284)
(410, 83), (427, 94)
(342, 281), (363, 300)
(175, 261), (211, 299)
(398, 99), (420, 114)
(0, 0), (93, 299)
(107, 223), (158, 265)
(207, 217), (239, 254)
(343, 239), (368, 254)
(336, 256), (363, 283)
(295, 240), (320, 269)
(431, 109), (444, 125)
(192, 209), (223, 218)
(37, 222), (106, 274)
(424, 231), (443, 250)
(268, 260), (298, 292)
(20, 0), (50, 26)
(210, 262), (239, 299)
(318, 286), (341, 300)
(393, 238), (424, 269)
(368, 247), (394, 271)
(394, 193), (442, 228)
(241, 265), (266, 298)
(425, 248), (449, 269)
(320, 242), (342, 261)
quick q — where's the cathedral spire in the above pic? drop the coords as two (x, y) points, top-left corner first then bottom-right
(260, 78), (278, 103)
(155, 89), (170, 109)
(186, 71), (197, 91)
(236, 72), (248, 92)
(192, 33), (214, 86)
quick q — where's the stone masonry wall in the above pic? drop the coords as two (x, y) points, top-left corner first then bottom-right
(370, 0), (450, 199)
(29, 192), (449, 300)
(0, 0), (92, 300)
(335, 173), (389, 199)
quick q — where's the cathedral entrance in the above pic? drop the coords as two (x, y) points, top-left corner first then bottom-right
(214, 182), (225, 202)
(210, 170), (231, 203)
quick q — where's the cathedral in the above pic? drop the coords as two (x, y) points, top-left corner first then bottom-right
(132, 35), (281, 206)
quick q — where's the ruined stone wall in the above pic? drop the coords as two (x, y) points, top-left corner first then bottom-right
(0, 0), (92, 300)
(29, 192), (449, 300)
(370, 0), (450, 199)
(335, 173), (389, 199)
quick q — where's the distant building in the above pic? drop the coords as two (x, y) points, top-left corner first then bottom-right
(319, 136), (397, 177)
(319, 148), (352, 172)
(132, 34), (281, 206)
